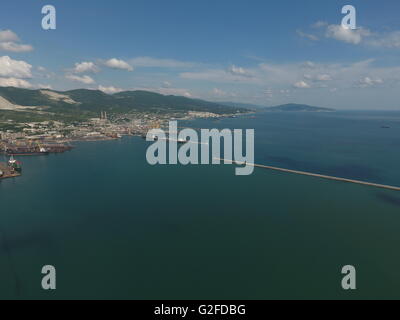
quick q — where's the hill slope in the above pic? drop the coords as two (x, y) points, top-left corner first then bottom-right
(0, 87), (248, 121)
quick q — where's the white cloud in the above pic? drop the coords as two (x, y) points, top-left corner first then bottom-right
(228, 65), (251, 77)
(181, 58), (400, 98)
(0, 30), (33, 52)
(162, 81), (172, 88)
(98, 85), (124, 94)
(104, 58), (133, 71)
(302, 61), (317, 69)
(213, 88), (227, 96)
(325, 25), (371, 45)
(319, 23), (400, 49)
(356, 77), (384, 88)
(293, 81), (311, 89)
(0, 30), (19, 42)
(159, 87), (192, 97)
(264, 88), (273, 98)
(37, 84), (53, 90)
(66, 74), (95, 84)
(296, 30), (319, 41)
(212, 87), (237, 98)
(0, 42), (33, 52)
(135, 87), (192, 97)
(181, 67), (258, 84)
(0, 77), (32, 88)
(73, 61), (99, 73)
(298, 23), (388, 47)
(312, 21), (328, 29)
(0, 56), (32, 78)
(367, 31), (400, 48)
(304, 73), (332, 81)
(300, 21), (400, 51)
(181, 70), (229, 82)
(316, 74), (332, 81)
(130, 56), (195, 68)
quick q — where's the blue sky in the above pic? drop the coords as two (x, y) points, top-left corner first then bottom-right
(1, 0), (400, 109)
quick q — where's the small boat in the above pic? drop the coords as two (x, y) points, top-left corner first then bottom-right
(8, 156), (22, 172)
(142, 134), (158, 141)
(177, 138), (188, 144)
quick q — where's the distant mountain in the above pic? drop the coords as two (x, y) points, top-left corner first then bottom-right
(219, 101), (266, 110)
(112, 90), (246, 114)
(264, 103), (335, 112)
(0, 87), (249, 120)
(220, 102), (335, 112)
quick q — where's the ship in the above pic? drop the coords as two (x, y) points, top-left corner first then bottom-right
(5, 146), (49, 156)
(142, 134), (158, 141)
(42, 144), (74, 153)
(177, 138), (188, 144)
(8, 156), (22, 173)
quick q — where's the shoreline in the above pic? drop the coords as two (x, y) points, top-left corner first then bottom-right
(1, 111), (252, 146)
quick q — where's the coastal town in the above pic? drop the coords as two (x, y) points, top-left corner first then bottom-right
(0, 110), (229, 179)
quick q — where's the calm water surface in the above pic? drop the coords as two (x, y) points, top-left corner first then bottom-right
(1, 111), (400, 299)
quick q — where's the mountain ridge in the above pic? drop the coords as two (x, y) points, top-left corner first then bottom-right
(263, 103), (335, 112)
(0, 87), (248, 118)
(217, 101), (335, 112)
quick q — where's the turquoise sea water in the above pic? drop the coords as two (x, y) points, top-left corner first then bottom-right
(1, 110), (400, 299)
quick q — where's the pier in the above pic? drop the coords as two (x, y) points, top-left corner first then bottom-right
(0, 162), (21, 180)
(216, 158), (400, 192)
(1, 143), (73, 156)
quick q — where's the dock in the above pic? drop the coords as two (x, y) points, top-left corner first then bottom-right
(0, 162), (21, 180)
(216, 158), (400, 192)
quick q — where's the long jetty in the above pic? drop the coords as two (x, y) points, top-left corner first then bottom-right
(216, 158), (400, 192)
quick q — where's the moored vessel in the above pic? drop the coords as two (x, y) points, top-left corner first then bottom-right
(8, 156), (22, 172)
(5, 146), (49, 156)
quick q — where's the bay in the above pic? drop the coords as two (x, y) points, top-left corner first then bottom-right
(1, 110), (400, 299)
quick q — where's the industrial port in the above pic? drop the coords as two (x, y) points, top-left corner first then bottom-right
(1, 142), (74, 156)
(0, 141), (74, 180)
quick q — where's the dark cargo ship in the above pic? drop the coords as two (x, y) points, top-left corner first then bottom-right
(8, 156), (22, 173)
(5, 146), (49, 156)
(3, 144), (73, 156)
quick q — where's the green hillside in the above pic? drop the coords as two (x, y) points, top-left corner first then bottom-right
(0, 87), (248, 122)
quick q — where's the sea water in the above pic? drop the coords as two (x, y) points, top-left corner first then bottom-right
(1, 110), (400, 299)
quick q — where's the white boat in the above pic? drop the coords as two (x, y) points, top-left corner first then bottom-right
(8, 155), (16, 166)
(177, 138), (188, 144)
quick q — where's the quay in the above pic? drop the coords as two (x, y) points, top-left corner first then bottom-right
(0, 142), (73, 156)
(216, 158), (400, 192)
(0, 162), (21, 180)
